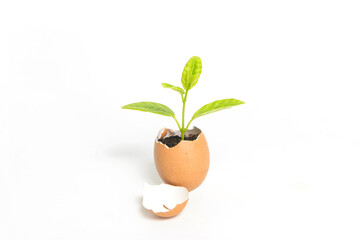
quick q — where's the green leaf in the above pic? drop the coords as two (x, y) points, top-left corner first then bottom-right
(122, 102), (175, 117)
(190, 98), (245, 121)
(161, 83), (185, 95)
(181, 56), (202, 91)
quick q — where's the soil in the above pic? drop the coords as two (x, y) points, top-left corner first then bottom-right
(158, 133), (200, 148)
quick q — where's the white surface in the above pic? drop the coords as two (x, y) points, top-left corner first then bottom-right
(1, 0), (360, 239)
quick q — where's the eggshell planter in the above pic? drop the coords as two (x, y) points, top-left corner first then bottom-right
(154, 127), (210, 191)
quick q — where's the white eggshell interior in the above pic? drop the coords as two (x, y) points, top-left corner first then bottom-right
(142, 183), (189, 213)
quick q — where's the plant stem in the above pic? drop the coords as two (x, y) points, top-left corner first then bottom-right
(184, 118), (193, 133)
(181, 91), (188, 140)
(172, 116), (181, 132)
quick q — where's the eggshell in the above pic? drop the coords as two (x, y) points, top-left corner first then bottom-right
(149, 199), (189, 217)
(154, 127), (210, 191)
(142, 183), (189, 217)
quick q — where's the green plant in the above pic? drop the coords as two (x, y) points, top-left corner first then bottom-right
(122, 56), (245, 140)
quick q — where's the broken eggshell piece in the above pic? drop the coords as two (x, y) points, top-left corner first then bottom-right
(154, 127), (210, 191)
(142, 183), (189, 217)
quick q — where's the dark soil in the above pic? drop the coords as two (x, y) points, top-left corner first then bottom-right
(158, 133), (200, 148)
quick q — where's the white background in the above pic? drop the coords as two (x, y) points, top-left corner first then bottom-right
(1, 0), (360, 239)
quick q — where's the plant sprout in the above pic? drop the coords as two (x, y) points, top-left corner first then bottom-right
(122, 56), (245, 140)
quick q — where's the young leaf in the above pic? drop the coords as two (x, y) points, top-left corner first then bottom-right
(190, 98), (245, 121)
(181, 56), (202, 91)
(161, 83), (185, 95)
(122, 102), (175, 117)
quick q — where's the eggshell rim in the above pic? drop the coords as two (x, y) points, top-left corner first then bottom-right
(155, 127), (203, 149)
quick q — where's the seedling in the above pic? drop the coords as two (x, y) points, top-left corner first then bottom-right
(122, 56), (245, 140)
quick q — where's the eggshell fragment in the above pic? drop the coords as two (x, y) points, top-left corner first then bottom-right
(142, 183), (189, 217)
(154, 127), (210, 191)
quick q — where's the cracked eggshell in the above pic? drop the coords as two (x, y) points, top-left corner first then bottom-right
(142, 183), (189, 217)
(154, 127), (210, 191)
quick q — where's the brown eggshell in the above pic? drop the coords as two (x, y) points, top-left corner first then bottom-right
(149, 199), (189, 217)
(154, 127), (210, 191)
